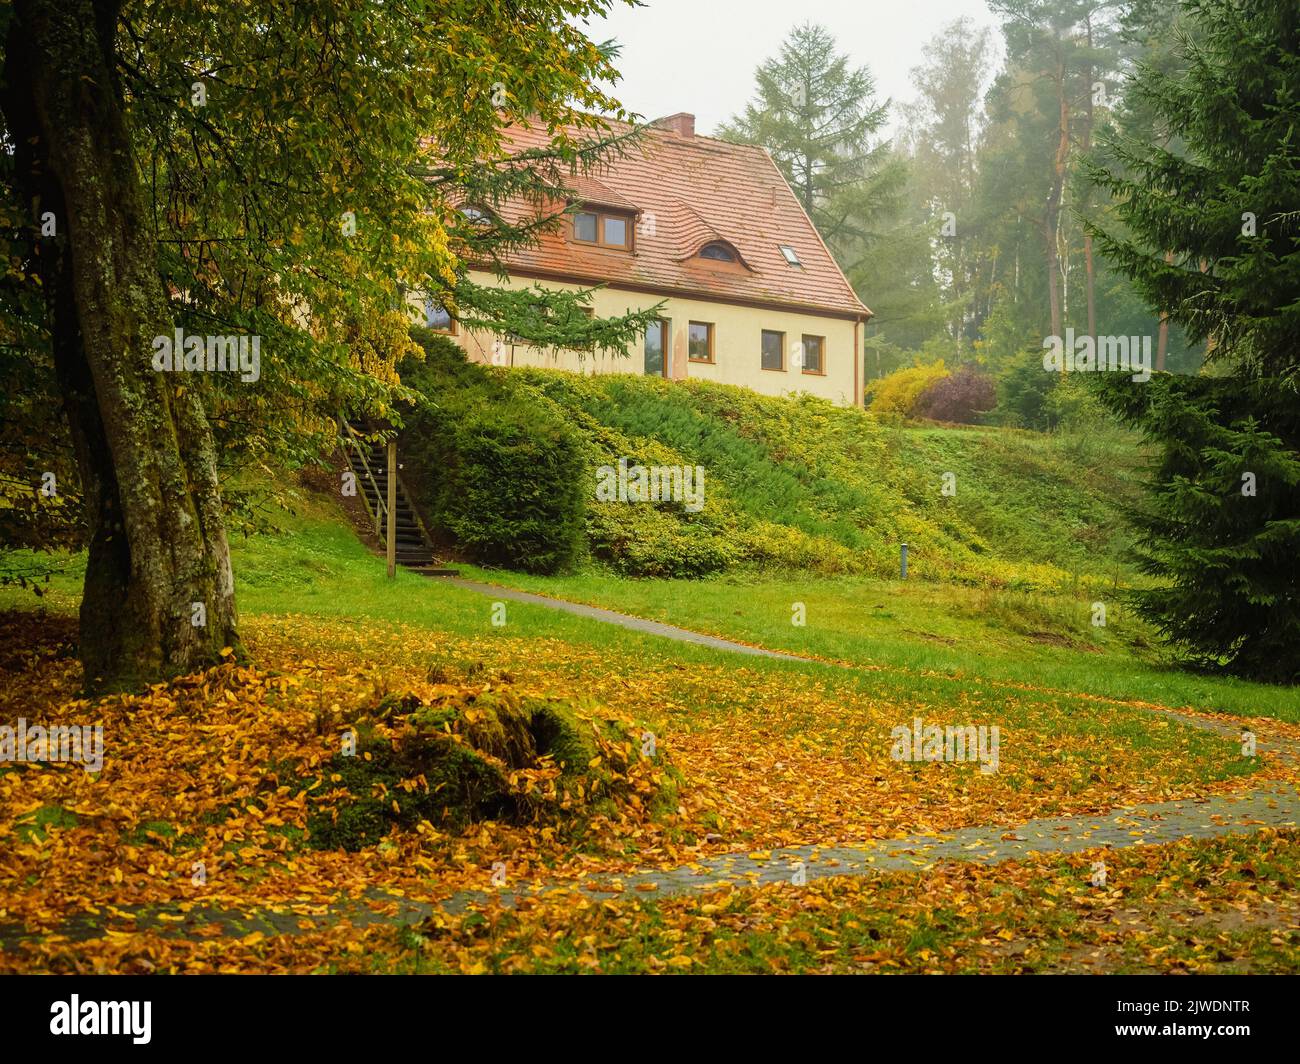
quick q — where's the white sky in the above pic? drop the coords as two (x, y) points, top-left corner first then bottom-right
(578, 0), (1002, 137)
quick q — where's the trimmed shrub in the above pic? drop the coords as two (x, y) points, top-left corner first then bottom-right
(398, 331), (585, 573)
(435, 395), (584, 572)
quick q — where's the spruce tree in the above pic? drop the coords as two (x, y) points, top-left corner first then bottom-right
(1095, 374), (1300, 680)
(1090, 0), (1300, 680)
(718, 23), (900, 250)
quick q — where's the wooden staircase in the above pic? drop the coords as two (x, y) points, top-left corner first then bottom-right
(341, 423), (457, 577)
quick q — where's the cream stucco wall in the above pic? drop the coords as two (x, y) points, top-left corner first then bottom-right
(414, 271), (862, 407)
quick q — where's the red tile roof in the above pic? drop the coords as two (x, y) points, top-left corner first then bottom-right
(489, 118), (871, 320)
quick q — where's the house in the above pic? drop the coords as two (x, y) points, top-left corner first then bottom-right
(424, 113), (871, 408)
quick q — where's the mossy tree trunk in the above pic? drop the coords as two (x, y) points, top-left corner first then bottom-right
(3, 0), (240, 692)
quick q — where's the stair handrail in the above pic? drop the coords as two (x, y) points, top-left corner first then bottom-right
(342, 418), (439, 563)
(394, 466), (437, 553)
(341, 419), (388, 540)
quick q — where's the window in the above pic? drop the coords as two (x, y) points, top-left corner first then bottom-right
(603, 216), (627, 246)
(572, 208), (632, 249)
(574, 211), (598, 242)
(461, 205), (491, 224)
(801, 334), (825, 374)
(699, 242), (736, 262)
(761, 329), (785, 371)
(644, 319), (667, 377)
(424, 296), (455, 334)
(779, 244), (801, 266)
(688, 321), (714, 362)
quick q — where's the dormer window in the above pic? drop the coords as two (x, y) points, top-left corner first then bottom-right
(461, 205), (492, 225)
(699, 241), (737, 262)
(572, 208), (632, 249)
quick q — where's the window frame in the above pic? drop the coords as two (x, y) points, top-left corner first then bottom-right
(760, 329), (785, 372)
(572, 207), (635, 250)
(602, 215), (629, 247)
(698, 241), (737, 263)
(688, 321), (715, 363)
(573, 211), (599, 243)
(644, 317), (670, 378)
(423, 296), (457, 335)
(778, 244), (802, 266)
(800, 334), (826, 375)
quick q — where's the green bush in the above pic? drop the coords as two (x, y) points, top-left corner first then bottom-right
(437, 395), (585, 572)
(393, 352), (1143, 589)
(866, 360), (950, 417)
(993, 347), (1058, 429)
(398, 331), (585, 573)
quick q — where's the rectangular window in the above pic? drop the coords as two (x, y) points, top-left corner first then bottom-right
(602, 216), (627, 247)
(573, 208), (632, 249)
(644, 319), (667, 377)
(688, 321), (714, 362)
(801, 334), (824, 374)
(424, 297), (455, 334)
(761, 329), (784, 371)
(779, 244), (801, 266)
(574, 211), (599, 243)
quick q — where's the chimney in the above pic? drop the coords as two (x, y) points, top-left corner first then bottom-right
(656, 112), (695, 138)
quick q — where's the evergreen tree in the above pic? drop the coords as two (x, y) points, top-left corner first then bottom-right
(718, 22), (901, 251)
(1090, 0), (1300, 680)
(1095, 375), (1300, 681)
(900, 17), (996, 349)
(1090, 0), (1300, 383)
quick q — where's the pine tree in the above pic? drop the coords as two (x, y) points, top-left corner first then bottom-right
(900, 17), (996, 349)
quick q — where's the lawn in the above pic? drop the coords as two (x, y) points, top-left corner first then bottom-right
(2, 492), (1298, 974)
(457, 564), (1300, 723)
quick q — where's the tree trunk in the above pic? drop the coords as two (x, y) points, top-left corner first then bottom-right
(1156, 249), (1174, 371)
(1044, 56), (1070, 341)
(1083, 16), (1097, 344)
(6, 0), (240, 693)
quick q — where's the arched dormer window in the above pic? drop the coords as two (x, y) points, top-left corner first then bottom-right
(698, 241), (738, 262)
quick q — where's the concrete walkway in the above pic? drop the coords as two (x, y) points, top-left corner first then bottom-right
(6, 782), (1294, 947)
(442, 576), (809, 661)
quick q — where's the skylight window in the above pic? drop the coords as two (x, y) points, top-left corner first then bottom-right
(779, 244), (801, 266)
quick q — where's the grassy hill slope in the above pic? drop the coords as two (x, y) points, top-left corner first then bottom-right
(509, 369), (1144, 591)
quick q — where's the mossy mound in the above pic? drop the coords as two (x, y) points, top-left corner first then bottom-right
(299, 687), (682, 851)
